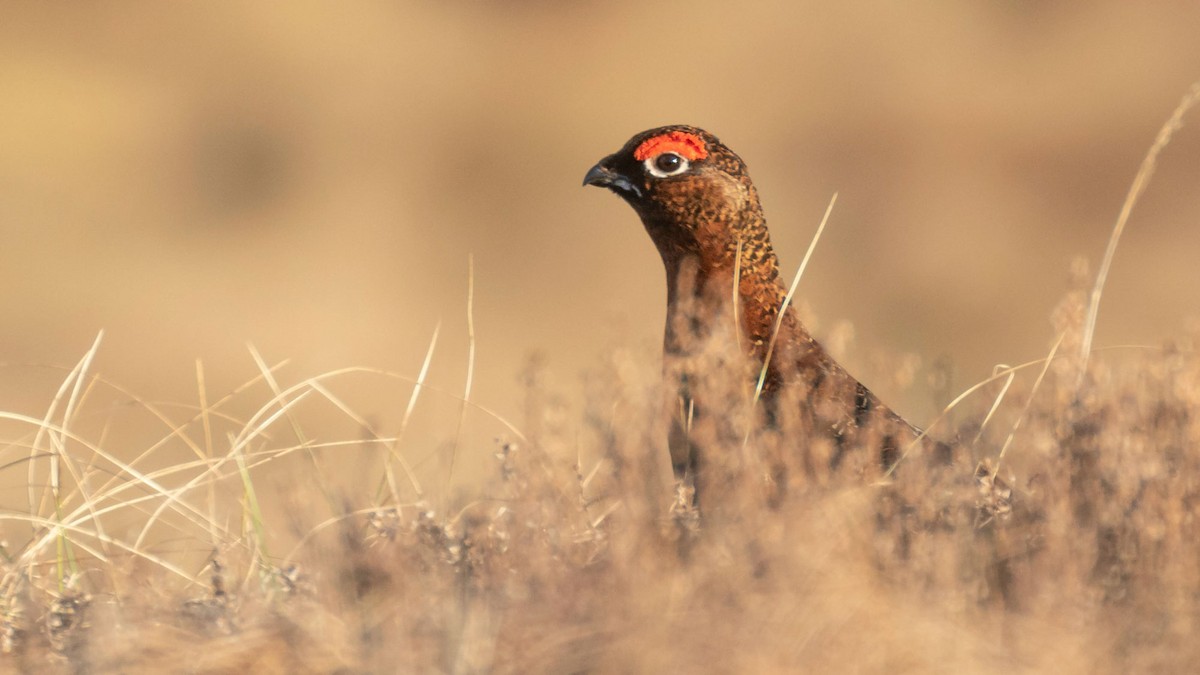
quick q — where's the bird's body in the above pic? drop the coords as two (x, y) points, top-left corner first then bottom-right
(585, 126), (931, 501)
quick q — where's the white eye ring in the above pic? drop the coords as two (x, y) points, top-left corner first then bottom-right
(643, 152), (690, 178)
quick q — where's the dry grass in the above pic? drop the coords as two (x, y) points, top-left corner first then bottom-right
(1, 83), (1199, 675)
(3, 295), (1200, 674)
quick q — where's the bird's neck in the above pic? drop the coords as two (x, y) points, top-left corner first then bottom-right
(658, 213), (793, 359)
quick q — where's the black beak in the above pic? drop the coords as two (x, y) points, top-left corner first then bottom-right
(583, 162), (642, 198)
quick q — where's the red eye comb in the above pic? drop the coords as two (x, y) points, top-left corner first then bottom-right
(634, 131), (708, 162)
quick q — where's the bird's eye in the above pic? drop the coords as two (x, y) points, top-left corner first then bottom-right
(656, 154), (682, 172)
(643, 152), (690, 178)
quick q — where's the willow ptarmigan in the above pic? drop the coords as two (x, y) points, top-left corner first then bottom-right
(584, 125), (938, 502)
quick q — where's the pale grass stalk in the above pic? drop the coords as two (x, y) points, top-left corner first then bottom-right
(3, 513), (196, 586)
(290, 365), (526, 443)
(580, 457), (605, 492)
(90, 374), (265, 465)
(32, 485), (219, 573)
(301, 380), (425, 499)
(993, 332), (1065, 477)
(246, 344), (337, 511)
(132, 389), (313, 550)
(290, 375), (421, 501)
(685, 396), (695, 455)
(45, 439), (303, 542)
(10, 355), (528, 599)
(449, 499), (509, 526)
(28, 332), (104, 527)
(17, 454), (228, 553)
(196, 360), (216, 459)
(589, 500), (621, 529)
(880, 344), (1109, 479)
(753, 192), (838, 405)
(233, 441), (270, 587)
(126, 360), (529, 515)
(448, 254), (477, 490)
(75, 364), (282, 511)
(38, 437), (385, 567)
(0, 411), (226, 570)
(178, 366), (435, 499)
(57, 332), (101, 434)
(378, 322), (440, 505)
(3, 353), (283, 467)
(34, 438), (379, 559)
(140, 359), (292, 463)
(38, 463), (224, 547)
(971, 364), (1017, 447)
(739, 194), (837, 452)
(46, 341), (105, 555)
(281, 505), (405, 567)
(304, 380), (375, 429)
(196, 360), (221, 548)
(49, 333), (104, 590)
(1078, 80), (1200, 387)
(234, 437), (396, 472)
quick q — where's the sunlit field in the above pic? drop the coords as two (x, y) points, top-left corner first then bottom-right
(2, 3), (1200, 673)
(1, 86), (1197, 672)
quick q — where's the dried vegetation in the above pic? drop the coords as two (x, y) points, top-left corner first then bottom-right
(1, 84), (1199, 675)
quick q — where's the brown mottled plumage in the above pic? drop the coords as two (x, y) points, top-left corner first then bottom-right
(584, 125), (936, 502)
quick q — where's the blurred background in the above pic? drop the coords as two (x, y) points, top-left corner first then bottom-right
(1, 1), (1198, 487)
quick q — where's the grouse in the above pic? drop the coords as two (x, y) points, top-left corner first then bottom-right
(584, 125), (934, 502)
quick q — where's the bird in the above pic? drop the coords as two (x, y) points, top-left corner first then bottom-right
(583, 125), (939, 504)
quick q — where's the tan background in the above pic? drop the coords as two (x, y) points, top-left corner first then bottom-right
(1, 2), (1199, 479)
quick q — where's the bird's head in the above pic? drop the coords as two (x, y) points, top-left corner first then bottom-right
(583, 125), (766, 266)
